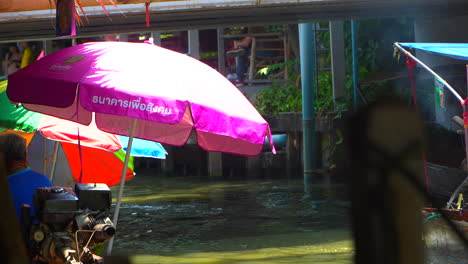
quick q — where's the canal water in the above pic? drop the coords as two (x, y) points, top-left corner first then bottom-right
(109, 172), (353, 263)
(108, 171), (467, 264)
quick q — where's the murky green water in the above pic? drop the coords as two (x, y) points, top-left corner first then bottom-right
(107, 172), (467, 264)
(108, 173), (354, 263)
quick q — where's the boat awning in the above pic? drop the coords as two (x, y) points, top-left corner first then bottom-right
(399, 43), (468, 61)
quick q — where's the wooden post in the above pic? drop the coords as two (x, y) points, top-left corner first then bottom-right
(42, 136), (48, 175)
(208, 152), (222, 177)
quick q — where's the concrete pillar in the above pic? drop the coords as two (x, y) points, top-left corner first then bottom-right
(161, 145), (174, 176)
(329, 21), (346, 103)
(42, 40), (53, 55)
(117, 34), (128, 42)
(188, 29), (221, 177)
(351, 20), (359, 111)
(152, 32), (162, 46)
(246, 155), (261, 178)
(217, 28), (226, 75)
(208, 152), (222, 177)
(286, 131), (302, 178)
(188, 29), (200, 59)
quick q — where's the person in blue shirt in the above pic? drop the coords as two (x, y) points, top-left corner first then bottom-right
(0, 133), (53, 218)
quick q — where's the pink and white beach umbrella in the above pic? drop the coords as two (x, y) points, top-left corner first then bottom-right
(6, 41), (275, 254)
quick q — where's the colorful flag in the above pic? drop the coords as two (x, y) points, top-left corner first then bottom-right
(434, 78), (445, 109)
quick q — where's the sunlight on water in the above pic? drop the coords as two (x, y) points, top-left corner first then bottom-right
(112, 183), (265, 204)
(130, 235), (353, 264)
(115, 192), (214, 203)
(110, 175), (353, 263)
(112, 182), (268, 204)
(108, 173), (468, 264)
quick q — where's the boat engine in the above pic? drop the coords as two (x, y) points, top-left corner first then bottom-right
(21, 183), (115, 264)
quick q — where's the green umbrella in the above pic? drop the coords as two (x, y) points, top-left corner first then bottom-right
(0, 80), (43, 133)
(0, 79), (136, 183)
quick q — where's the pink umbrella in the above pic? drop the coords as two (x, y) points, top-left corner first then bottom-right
(7, 41), (275, 254)
(39, 114), (122, 152)
(8, 41), (273, 155)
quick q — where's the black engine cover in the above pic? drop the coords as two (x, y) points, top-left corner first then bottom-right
(33, 187), (79, 224)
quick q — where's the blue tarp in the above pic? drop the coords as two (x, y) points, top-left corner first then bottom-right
(399, 43), (468, 61)
(117, 135), (167, 159)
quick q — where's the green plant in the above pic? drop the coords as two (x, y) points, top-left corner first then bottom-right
(254, 81), (302, 115)
(255, 60), (301, 115)
(315, 72), (334, 115)
(255, 60), (350, 171)
(254, 60), (351, 116)
(257, 59), (298, 80)
(322, 129), (344, 169)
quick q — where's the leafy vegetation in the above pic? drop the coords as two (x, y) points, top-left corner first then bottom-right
(254, 60), (302, 115)
(254, 18), (415, 116)
(322, 129), (344, 169)
(253, 18), (415, 170)
(254, 61), (351, 117)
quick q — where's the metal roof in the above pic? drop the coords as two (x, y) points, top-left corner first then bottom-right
(1, 0), (468, 42)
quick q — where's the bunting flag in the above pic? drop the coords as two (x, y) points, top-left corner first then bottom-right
(434, 78), (446, 109)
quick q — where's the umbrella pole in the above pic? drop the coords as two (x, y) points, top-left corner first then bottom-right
(42, 136), (48, 175)
(49, 141), (59, 181)
(106, 119), (137, 256)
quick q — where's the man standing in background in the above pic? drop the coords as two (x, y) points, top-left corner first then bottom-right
(0, 133), (52, 218)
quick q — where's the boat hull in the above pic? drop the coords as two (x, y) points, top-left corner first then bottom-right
(423, 210), (468, 261)
(427, 162), (467, 207)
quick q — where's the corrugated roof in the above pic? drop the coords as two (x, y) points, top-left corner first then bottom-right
(1, 0), (468, 42)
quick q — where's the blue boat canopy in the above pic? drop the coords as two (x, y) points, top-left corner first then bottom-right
(399, 43), (468, 61)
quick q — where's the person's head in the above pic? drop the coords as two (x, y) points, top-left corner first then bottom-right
(0, 133), (28, 175)
(8, 44), (19, 53)
(21, 41), (32, 49)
